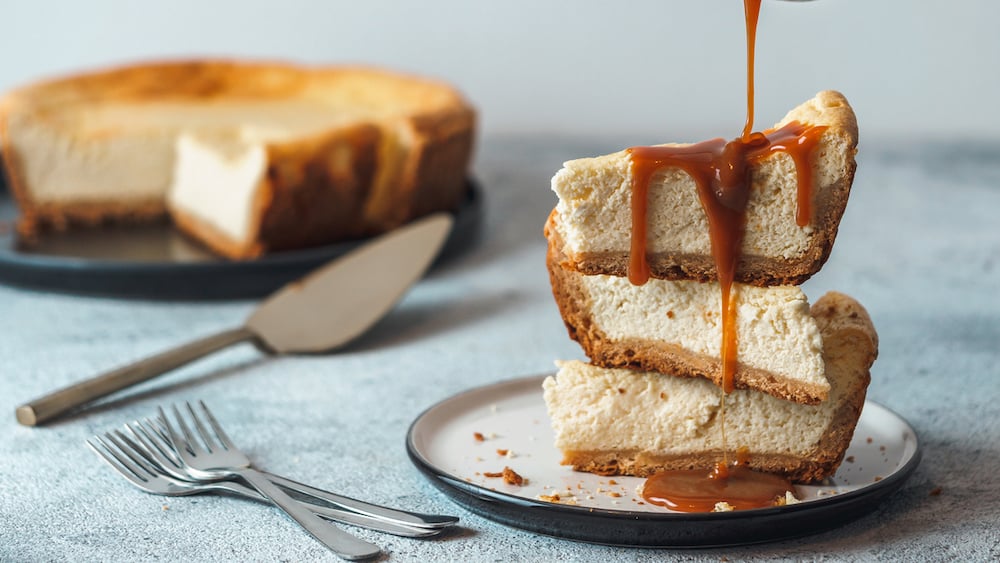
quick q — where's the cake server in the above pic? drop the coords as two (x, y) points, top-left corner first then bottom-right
(16, 213), (454, 426)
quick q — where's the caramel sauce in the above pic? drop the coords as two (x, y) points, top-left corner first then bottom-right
(642, 449), (794, 512)
(628, 122), (827, 392)
(742, 0), (761, 140)
(630, 0), (824, 511)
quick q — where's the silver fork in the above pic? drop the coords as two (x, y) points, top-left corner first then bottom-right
(88, 430), (441, 539)
(160, 401), (381, 560)
(140, 413), (457, 530)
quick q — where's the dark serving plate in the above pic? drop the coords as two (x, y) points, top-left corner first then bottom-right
(0, 178), (482, 299)
(407, 374), (921, 548)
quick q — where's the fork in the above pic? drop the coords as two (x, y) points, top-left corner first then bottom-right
(133, 417), (457, 530)
(88, 431), (441, 539)
(159, 402), (381, 560)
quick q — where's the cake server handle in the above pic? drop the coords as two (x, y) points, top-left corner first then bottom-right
(15, 327), (257, 426)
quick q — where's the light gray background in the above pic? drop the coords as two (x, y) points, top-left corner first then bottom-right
(2, 0), (999, 139)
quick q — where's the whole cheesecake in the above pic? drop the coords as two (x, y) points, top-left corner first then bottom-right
(0, 60), (476, 258)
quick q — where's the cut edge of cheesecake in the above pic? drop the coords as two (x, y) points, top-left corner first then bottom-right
(549, 90), (858, 286)
(168, 121), (383, 258)
(542, 291), (877, 483)
(546, 211), (830, 404)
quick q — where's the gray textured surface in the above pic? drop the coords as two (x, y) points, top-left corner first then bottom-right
(1, 135), (998, 562)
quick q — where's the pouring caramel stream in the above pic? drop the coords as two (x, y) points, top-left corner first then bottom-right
(630, 0), (825, 510)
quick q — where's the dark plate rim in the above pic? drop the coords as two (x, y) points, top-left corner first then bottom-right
(0, 180), (481, 272)
(0, 179), (482, 299)
(405, 373), (922, 547)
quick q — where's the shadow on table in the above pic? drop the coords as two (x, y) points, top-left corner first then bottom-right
(346, 288), (530, 353)
(50, 355), (270, 425)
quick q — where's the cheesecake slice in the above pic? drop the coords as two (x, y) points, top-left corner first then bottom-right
(0, 60), (476, 258)
(547, 213), (828, 404)
(549, 90), (858, 286)
(542, 291), (877, 483)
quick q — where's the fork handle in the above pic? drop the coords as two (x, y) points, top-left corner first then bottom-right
(237, 468), (381, 560)
(16, 327), (257, 426)
(206, 481), (439, 538)
(267, 473), (459, 529)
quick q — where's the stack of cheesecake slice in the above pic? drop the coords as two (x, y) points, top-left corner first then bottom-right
(542, 91), (878, 483)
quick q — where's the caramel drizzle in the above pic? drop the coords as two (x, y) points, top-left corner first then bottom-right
(627, 122), (826, 391)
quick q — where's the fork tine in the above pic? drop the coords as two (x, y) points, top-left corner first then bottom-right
(145, 417), (171, 445)
(185, 401), (218, 453)
(130, 420), (182, 469)
(127, 421), (195, 483)
(149, 414), (192, 456)
(87, 438), (147, 489)
(197, 400), (235, 451)
(107, 431), (164, 477)
(168, 404), (205, 455)
(88, 435), (150, 483)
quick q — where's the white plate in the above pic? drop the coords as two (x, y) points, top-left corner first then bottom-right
(407, 374), (921, 547)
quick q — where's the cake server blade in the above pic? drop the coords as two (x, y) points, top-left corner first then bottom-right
(16, 213), (453, 426)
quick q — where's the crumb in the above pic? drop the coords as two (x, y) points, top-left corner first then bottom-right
(666, 310), (675, 319)
(473, 432), (485, 442)
(929, 486), (942, 496)
(484, 466), (525, 486)
(845, 456), (855, 463)
(775, 491), (801, 506)
(608, 492), (622, 498)
(866, 437), (873, 444)
(162, 504), (169, 511)
(496, 449), (509, 456)
(608, 479), (618, 485)
(502, 466), (524, 486)
(538, 493), (561, 502)
(713, 502), (735, 512)
(874, 476), (883, 482)
(617, 388), (626, 394)
(488, 432), (498, 439)
(659, 392), (666, 400)
(474, 456), (483, 462)
(879, 445), (886, 452)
